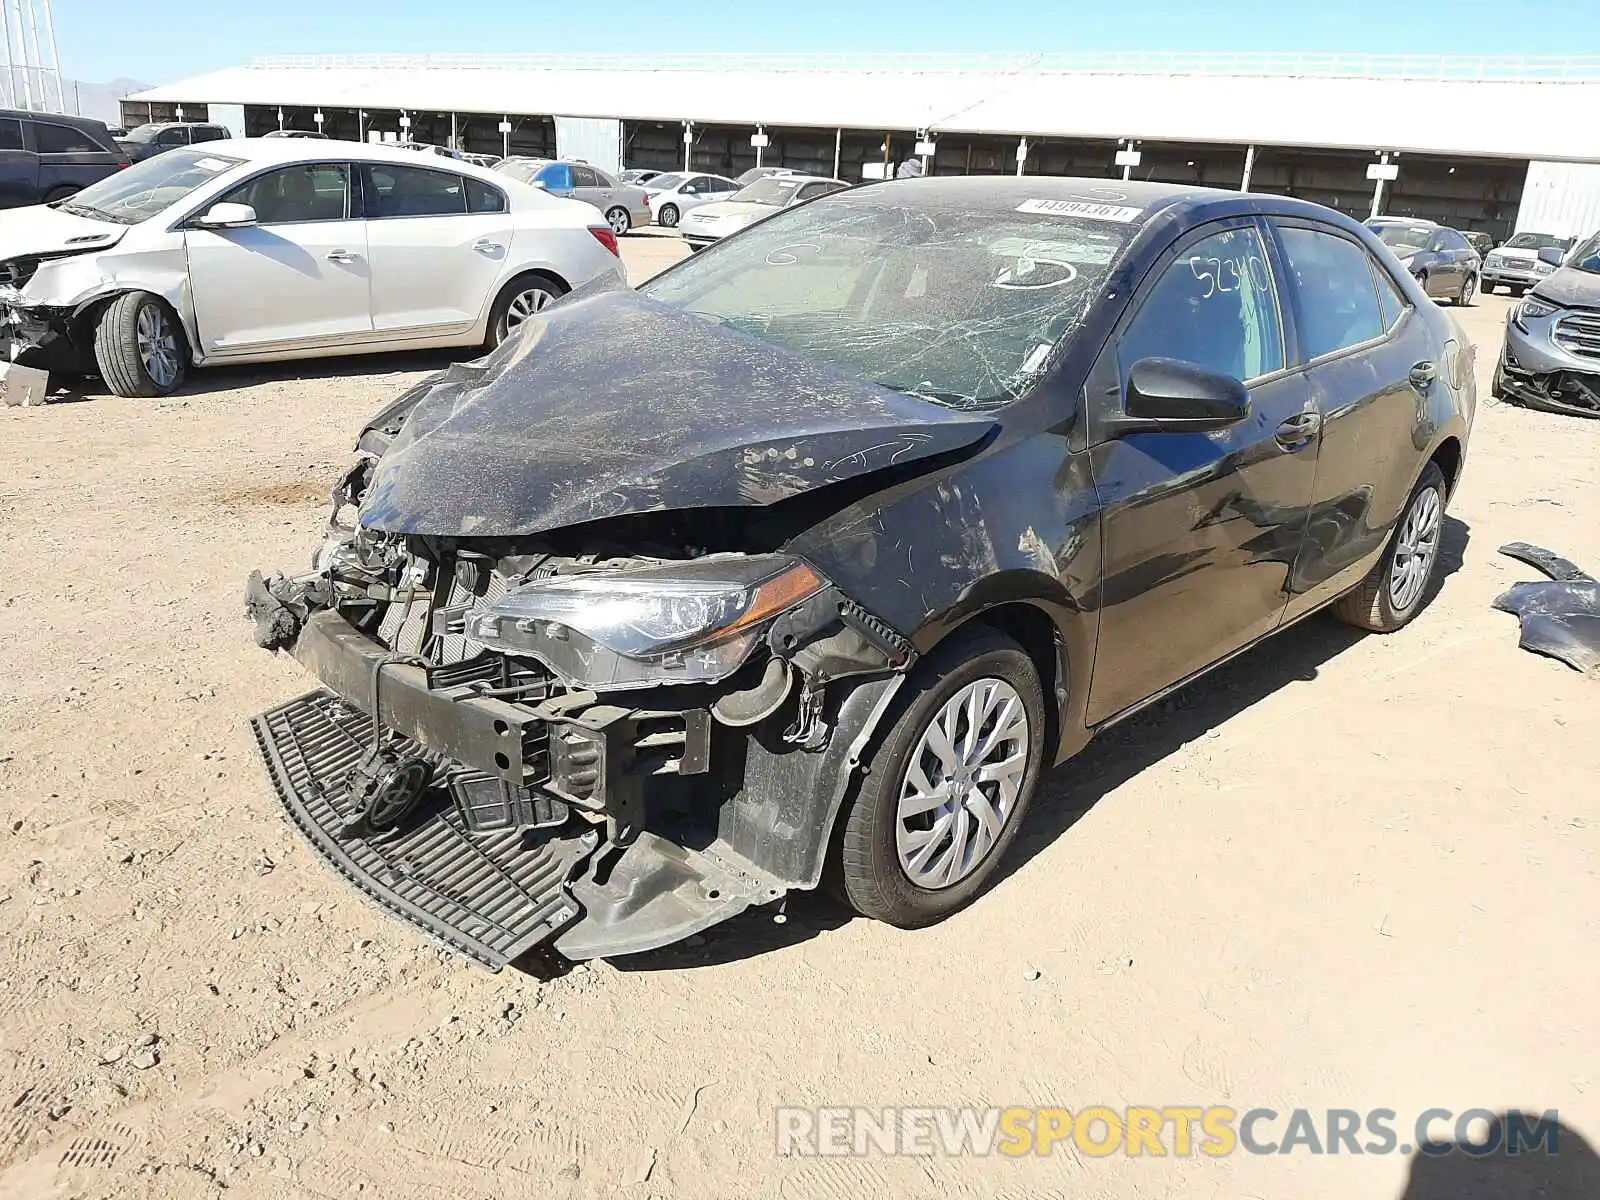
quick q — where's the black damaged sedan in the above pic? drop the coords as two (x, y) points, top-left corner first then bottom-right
(248, 177), (1475, 968)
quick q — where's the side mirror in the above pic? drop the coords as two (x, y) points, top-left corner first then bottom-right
(1538, 247), (1564, 267)
(1108, 358), (1250, 437)
(194, 202), (257, 229)
(529, 179), (548, 190)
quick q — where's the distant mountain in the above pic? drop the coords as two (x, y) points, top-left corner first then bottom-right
(1, 73), (150, 125)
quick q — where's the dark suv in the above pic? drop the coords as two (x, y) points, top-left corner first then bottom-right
(116, 121), (232, 163)
(0, 108), (128, 209)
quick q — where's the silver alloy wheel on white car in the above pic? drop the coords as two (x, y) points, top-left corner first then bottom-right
(504, 284), (556, 333)
(1389, 483), (1442, 611)
(895, 678), (1030, 889)
(136, 303), (181, 391)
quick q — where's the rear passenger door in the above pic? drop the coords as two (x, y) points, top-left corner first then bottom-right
(1085, 220), (1320, 723)
(1271, 221), (1439, 621)
(29, 119), (117, 197)
(0, 117), (37, 207)
(360, 163), (514, 334)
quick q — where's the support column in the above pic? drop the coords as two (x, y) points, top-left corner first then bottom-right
(833, 127), (841, 179)
(1240, 144), (1256, 192)
(1015, 137), (1028, 177)
(683, 120), (693, 171)
(358, 109), (365, 142)
(450, 111), (458, 150)
(1370, 151), (1391, 219)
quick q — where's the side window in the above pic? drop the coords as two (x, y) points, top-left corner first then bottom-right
(536, 162), (572, 192)
(34, 122), (106, 154)
(464, 176), (506, 214)
(360, 164), (465, 218)
(0, 118), (23, 151)
(1118, 226), (1284, 384)
(222, 163), (350, 224)
(1428, 232), (1448, 252)
(591, 168), (617, 188)
(713, 177), (739, 193)
(796, 181), (844, 201)
(194, 126), (226, 143)
(570, 165), (599, 188)
(156, 128), (188, 146)
(1370, 260), (1409, 331)
(684, 176), (709, 194)
(1276, 226), (1385, 360)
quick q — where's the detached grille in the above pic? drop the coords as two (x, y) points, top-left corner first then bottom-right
(1554, 312), (1600, 359)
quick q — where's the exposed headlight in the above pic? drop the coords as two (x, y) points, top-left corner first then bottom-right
(465, 555), (825, 690)
(1513, 295), (1560, 333)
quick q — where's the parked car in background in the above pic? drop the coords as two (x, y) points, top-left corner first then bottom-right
(619, 167), (663, 185)
(1461, 230), (1494, 257)
(244, 176), (1473, 968)
(0, 108), (129, 208)
(261, 129), (330, 140)
(0, 139), (626, 397)
(735, 165), (801, 185)
(494, 157), (651, 235)
(1366, 216), (1480, 305)
(116, 121), (232, 162)
(641, 171), (740, 228)
(1481, 231), (1575, 296)
(1495, 231), (1600, 418)
(678, 174), (849, 249)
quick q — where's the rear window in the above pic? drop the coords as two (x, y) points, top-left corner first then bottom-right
(34, 122), (109, 154)
(465, 177), (506, 213)
(0, 117), (22, 152)
(1371, 223), (1432, 252)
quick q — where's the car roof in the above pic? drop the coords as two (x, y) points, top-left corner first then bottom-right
(0, 106), (109, 131)
(181, 137), (515, 184)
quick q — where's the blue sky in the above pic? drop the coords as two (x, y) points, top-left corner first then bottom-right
(51, 0), (1600, 87)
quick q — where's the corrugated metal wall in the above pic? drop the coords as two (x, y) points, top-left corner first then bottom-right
(554, 117), (622, 175)
(1517, 162), (1600, 238)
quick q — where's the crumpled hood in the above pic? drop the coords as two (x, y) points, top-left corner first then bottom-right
(358, 290), (997, 537)
(0, 205), (125, 262)
(1531, 267), (1600, 309)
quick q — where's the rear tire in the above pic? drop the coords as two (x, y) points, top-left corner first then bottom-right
(1508, 284), (1527, 298)
(605, 206), (631, 236)
(485, 273), (567, 349)
(92, 292), (186, 398)
(833, 627), (1047, 928)
(1455, 273), (1477, 306)
(658, 203), (679, 229)
(1331, 462), (1447, 633)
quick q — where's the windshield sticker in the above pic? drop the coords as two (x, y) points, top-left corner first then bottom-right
(1016, 198), (1143, 223)
(193, 157), (231, 172)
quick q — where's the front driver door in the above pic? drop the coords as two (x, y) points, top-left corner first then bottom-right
(184, 161), (373, 356)
(1085, 220), (1320, 724)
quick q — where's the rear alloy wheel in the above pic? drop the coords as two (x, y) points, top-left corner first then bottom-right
(486, 274), (567, 349)
(1456, 273), (1477, 306)
(833, 627), (1046, 928)
(658, 203), (680, 228)
(1331, 461), (1447, 633)
(93, 292), (186, 398)
(605, 206), (631, 236)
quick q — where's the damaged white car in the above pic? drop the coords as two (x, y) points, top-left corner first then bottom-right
(0, 139), (626, 397)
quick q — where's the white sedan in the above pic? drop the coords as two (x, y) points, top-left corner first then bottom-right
(641, 172), (741, 229)
(0, 139), (627, 396)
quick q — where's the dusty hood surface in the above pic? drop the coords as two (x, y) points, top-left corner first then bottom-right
(358, 290), (996, 537)
(682, 200), (776, 224)
(0, 204), (125, 262)
(1531, 267), (1600, 308)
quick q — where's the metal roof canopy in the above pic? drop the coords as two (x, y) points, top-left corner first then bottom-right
(129, 53), (1600, 163)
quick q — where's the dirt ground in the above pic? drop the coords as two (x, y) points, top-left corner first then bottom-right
(1, 231), (1597, 1200)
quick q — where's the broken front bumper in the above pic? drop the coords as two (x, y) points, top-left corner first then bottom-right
(252, 609), (789, 967)
(1, 302), (86, 373)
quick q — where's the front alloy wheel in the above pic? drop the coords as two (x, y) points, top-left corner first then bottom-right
(896, 679), (1030, 889)
(1457, 273), (1477, 306)
(833, 626), (1046, 927)
(93, 291), (186, 398)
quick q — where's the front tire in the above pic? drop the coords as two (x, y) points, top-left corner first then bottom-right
(93, 292), (186, 398)
(1456, 273), (1477, 306)
(485, 273), (567, 349)
(658, 203), (679, 229)
(834, 627), (1047, 928)
(605, 206), (631, 236)
(1331, 461), (1447, 633)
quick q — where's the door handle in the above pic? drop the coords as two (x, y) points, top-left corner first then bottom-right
(326, 249), (356, 263)
(1275, 410), (1322, 447)
(1410, 361), (1438, 388)
(472, 239), (503, 255)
